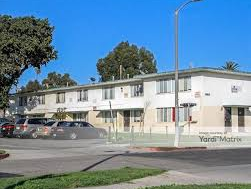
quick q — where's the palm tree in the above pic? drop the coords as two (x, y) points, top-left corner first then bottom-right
(221, 61), (239, 71)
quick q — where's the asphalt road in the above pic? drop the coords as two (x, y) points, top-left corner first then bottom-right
(1, 138), (251, 183)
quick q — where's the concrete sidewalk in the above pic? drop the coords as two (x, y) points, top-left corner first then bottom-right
(78, 171), (224, 189)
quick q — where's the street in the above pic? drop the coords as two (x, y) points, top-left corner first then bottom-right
(1, 138), (251, 183)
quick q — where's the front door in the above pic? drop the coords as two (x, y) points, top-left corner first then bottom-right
(123, 111), (130, 132)
(238, 108), (245, 132)
(224, 107), (232, 132)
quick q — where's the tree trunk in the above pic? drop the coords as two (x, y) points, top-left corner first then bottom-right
(3, 109), (6, 118)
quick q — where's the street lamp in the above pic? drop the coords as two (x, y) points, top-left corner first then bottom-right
(174, 0), (203, 147)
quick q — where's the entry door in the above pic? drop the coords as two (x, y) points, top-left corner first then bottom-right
(224, 107), (232, 132)
(238, 108), (245, 132)
(124, 111), (130, 132)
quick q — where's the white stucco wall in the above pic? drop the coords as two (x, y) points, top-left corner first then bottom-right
(6, 70), (251, 133)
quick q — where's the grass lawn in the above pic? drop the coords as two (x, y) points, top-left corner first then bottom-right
(0, 167), (164, 189)
(144, 184), (251, 189)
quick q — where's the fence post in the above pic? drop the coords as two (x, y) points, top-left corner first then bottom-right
(108, 126), (111, 143)
(166, 126), (168, 139)
(131, 126), (134, 145)
(115, 128), (118, 142)
(150, 127), (152, 139)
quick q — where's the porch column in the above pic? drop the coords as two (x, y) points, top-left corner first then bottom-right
(231, 107), (238, 132)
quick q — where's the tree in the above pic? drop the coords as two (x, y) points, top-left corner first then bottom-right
(139, 101), (151, 135)
(221, 61), (239, 71)
(0, 15), (57, 113)
(42, 72), (77, 89)
(97, 41), (157, 81)
(20, 80), (42, 93)
(53, 108), (67, 120)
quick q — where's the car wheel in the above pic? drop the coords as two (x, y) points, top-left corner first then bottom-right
(69, 132), (77, 140)
(31, 132), (38, 139)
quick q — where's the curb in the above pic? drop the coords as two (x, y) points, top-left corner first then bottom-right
(130, 146), (207, 152)
(0, 153), (9, 160)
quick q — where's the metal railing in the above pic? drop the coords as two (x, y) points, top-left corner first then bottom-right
(107, 125), (251, 148)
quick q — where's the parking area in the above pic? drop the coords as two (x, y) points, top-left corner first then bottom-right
(0, 137), (130, 177)
(0, 138), (117, 160)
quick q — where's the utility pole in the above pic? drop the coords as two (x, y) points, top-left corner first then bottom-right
(174, 0), (203, 147)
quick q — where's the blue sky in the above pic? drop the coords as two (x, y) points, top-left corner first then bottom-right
(1, 0), (251, 88)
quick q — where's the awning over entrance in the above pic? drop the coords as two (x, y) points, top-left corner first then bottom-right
(179, 97), (197, 105)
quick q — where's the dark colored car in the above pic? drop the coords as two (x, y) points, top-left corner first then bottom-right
(51, 121), (107, 140)
(1, 123), (15, 137)
(0, 118), (13, 137)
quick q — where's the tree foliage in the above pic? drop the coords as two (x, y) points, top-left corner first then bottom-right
(20, 80), (42, 93)
(0, 15), (57, 110)
(42, 72), (77, 89)
(221, 61), (239, 71)
(97, 41), (157, 81)
(53, 108), (67, 120)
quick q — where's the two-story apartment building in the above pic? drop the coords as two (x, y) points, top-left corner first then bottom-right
(6, 67), (251, 134)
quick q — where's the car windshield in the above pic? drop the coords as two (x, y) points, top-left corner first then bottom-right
(87, 123), (94, 128)
(16, 119), (26, 124)
(57, 121), (68, 126)
(44, 121), (55, 127)
(28, 119), (46, 124)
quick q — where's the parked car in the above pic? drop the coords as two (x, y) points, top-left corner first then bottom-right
(1, 122), (15, 137)
(13, 118), (54, 139)
(0, 118), (13, 137)
(36, 121), (68, 138)
(51, 121), (107, 140)
(0, 118), (11, 124)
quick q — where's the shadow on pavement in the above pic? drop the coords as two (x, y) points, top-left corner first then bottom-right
(82, 151), (129, 171)
(0, 172), (23, 178)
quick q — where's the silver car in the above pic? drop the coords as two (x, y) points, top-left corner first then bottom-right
(13, 118), (54, 139)
(36, 121), (68, 138)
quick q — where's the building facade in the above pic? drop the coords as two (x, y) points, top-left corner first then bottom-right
(6, 67), (251, 134)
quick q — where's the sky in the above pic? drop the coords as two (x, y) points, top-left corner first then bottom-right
(1, 0), (251, 88)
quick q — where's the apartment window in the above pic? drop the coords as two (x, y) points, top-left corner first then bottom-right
(73, 112), (88, 121)
(156, 77), (191, 94)
(157, 108), (172, 122)
(102, 111), (117, 123)
(131, 84), (144, 97)
(19, 96), (27, 106)
(156, 79), (174, 94)
(179, 77), (191, 92)
(77, 90), (88, 102)
(179, 107), (189, 122)
(131, 110), (143, 122)
(102, 87), (115, 100)
(157, 107), (189, 122)
(56, 92), (65, 103)
(38, 95), (45, 105)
